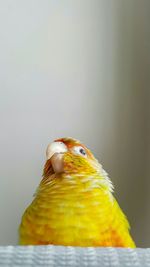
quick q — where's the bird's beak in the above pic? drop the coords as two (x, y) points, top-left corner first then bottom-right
(46, 142), (68, 173)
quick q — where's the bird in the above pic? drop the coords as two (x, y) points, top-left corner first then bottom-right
(19, 137), (135, 247)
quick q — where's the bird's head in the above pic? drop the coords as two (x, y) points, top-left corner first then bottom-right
(41, 137), (113, 193)
(43, 137), (101, 177)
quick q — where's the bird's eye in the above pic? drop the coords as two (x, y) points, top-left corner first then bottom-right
(72, 146), (87, 157)
(79, 148), (86, 155)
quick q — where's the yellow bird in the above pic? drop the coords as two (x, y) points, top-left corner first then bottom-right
(19, 137), (135, 247)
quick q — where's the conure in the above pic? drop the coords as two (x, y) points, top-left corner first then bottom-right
(19, 137), (135, 247)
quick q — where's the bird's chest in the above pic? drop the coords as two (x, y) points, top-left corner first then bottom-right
(28, 189), (113, 245)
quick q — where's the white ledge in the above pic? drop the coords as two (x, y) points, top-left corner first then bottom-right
(0, 246), (150, 267)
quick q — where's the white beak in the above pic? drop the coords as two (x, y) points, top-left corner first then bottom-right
(46, 142), (68, 173)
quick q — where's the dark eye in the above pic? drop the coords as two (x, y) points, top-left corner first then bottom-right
(79, 148), (86, 155)
(72, 146), (87, 157)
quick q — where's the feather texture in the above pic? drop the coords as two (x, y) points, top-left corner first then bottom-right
(19, 137), (135, 247)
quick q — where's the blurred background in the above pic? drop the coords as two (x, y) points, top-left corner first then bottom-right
(0, 0), (149, 247)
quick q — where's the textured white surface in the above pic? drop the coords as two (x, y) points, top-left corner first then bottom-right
(0, 246), (150, 267)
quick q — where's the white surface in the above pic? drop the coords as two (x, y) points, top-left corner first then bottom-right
(0, 246), (150, 267)
(0, 0), (149, 246)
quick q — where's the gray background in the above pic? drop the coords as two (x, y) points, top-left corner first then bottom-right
(0, 0), (149, 247)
